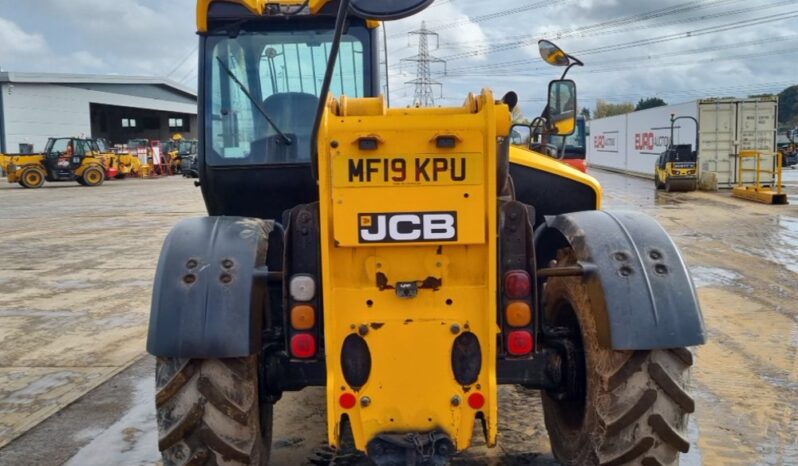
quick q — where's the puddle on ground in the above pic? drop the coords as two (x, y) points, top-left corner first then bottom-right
(777, 216), (798, 274)
(53, 280), (94, 290)
(690, 265), (745, 289)
(64, 378), (158, 466)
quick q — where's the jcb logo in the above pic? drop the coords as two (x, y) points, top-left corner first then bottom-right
(358, 212), (457, 243)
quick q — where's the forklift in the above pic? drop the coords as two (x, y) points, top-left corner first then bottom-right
(655, 113), (699, 192)
(147, 1), (705, 465)
(2, 137), (106, 188)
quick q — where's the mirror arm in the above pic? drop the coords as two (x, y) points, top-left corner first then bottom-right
(559, 56), (583, 80)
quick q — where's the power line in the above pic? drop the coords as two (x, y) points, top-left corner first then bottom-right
(177, 63), (198, 85)
(167, 45), (198, 80)
(438, 0), (793, 61)
(445, 35), (798, 76)
(389, 0), (566, 38)
(437, 6), (798, 75)
(430, 0), (771, 63)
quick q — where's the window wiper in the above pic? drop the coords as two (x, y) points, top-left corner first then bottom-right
(216, 57), (292, 145)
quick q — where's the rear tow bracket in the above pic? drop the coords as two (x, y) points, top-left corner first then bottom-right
(367, 430), (455, 466)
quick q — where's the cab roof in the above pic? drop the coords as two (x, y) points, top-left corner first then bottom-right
(197, 0), (333, 32)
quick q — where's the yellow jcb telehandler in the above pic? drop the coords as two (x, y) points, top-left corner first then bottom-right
(147, 1), (706, 465)
(2, 137), (106, 188)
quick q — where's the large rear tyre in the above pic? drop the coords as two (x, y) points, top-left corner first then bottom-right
(542, 254), (695, 466)
(19, 167), (46, 189)
(155, 356), (273, 466)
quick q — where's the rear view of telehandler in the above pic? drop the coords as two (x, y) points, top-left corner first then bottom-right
(148, 1), (705, 465)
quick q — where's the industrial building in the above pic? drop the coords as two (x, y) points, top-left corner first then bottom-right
(0, 72), (197, 153)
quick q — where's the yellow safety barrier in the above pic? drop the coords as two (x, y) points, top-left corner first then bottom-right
(731, 150), (788, 205)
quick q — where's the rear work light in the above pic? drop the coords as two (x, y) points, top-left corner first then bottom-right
(290, 333), (317, 359)
(506, 301), (532, 327)
(289, 275), (316, 302)
(507, 330), (533, 356)
(504, 270), (531, 298)
(290, 304), (315, 330)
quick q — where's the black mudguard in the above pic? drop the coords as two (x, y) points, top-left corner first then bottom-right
(536, 210), (706, 350)
(147, 216), (273, 358)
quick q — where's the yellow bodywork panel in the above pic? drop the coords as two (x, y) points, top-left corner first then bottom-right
(509, 145), (602, 208)
(318, 90), (510, 452)
(2, 155), (46, 183)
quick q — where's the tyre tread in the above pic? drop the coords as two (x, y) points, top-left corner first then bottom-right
(159, 402), (205, 451)
(606, 351), (648, 391)
(603, 389), (657, 435)
(649, 362), (695, 413)
(155, 357), (270, 466)
(600, 437), (655, 466)
(197, 375), (249, 425)
(648, 413), (690, 453)
(156, 360), (196, 408)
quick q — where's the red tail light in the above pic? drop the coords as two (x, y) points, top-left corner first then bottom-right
(290, 333), (317, 359)
(468, 392), (485, 410)
(507, 330), (533, 356)
(504, 270), (531, 298)
(339, 393), (357, 409)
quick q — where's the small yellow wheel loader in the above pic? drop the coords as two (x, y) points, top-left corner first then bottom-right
(2, 137), (106, 188)
(148, 1), (706, 465)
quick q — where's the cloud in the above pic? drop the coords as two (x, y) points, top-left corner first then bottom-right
(1, 0), (197, 79)
(1, 0), (796, 112)
(0, 16), (48, 57)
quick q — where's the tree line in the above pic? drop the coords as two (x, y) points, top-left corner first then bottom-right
(582, 86), (798, 128)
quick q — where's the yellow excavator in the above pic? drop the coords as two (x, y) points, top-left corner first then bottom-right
(147, 1), (705, 465)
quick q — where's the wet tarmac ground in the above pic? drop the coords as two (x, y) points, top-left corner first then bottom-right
(0, 168), (797, 465)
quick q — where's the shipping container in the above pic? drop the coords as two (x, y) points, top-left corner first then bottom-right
(586, 97), (778, 188)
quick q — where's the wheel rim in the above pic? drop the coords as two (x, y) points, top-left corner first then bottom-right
(86, 170), (101, 184)
(26, 171), (42, 186)
(547, 297), (588, 429)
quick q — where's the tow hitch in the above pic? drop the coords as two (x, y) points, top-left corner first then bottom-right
(367, 431), (455, 466)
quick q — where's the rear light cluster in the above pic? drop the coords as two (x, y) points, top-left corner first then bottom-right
(289, 274), (318, 359)
(503, 270), (534, 356)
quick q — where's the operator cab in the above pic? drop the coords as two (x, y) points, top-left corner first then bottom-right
(552, 115), (587, 172)
(43, 138), (93, 181)
(199, 4), (379, 219)
(657, 144), (696, 169)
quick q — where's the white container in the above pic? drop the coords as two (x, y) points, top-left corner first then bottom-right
(587, 97), (778, 188)
(699, 98), (778, 186)
(586, 113), (626, 172)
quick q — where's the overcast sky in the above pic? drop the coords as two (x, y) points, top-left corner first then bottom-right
(1, 0), (796, 117)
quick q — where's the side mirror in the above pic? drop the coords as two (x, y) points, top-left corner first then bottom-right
(547, 80), (577, 136)
(510, 124), (531, 146)
(349, 0), (434, 20)
(539, 40), (570, 67)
